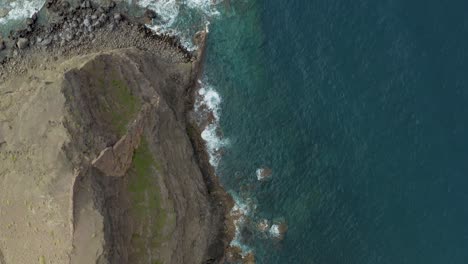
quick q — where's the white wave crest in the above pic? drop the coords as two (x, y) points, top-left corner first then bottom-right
(201, 124), (228, 167)
(269, 224), (281, 237)
(137, 0), (180, 27)
(186, 0), (221, 16)
(137, 0), (220, 50)
(197, 85), (222, 119)
(0, 0), (44, 25)
(229, 194), (254, 254)
(196, 82), (229, 167)
(256, 167), (272, 181)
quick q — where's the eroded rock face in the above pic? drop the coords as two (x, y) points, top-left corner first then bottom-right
(92, 102), (157, 177)
(62, 48), (230, 264)
(0, 44), (230, 263)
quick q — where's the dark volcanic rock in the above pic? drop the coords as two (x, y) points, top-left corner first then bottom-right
(144, 9), (158, 19)
(25, 18), (34, 26)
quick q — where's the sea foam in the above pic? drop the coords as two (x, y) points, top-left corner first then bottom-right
(195, 82), (229, 168)
(229, 193), (254, 254)
(137, 0), (180, 27)
(269, 224), (281, 237)
(137, 0), (220, 50)
(0, 0), (44, 25)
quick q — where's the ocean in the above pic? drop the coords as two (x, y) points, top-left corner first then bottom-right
(3, 0), (468, 263)
(202, 0), (468, 263)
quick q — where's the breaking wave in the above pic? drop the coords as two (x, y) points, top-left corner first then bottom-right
(194, 81), (229, 168)
(0, 0), (44, 25)
(229, 193), (254, 254)
(137, 0), (221, 50)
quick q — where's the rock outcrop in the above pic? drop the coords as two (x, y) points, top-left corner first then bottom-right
(0, 35), (231, 264)
(0, 1), (234, 263)
(91, 101), (157, 177)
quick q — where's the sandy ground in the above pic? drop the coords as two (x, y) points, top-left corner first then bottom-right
(0, 59), (75, 263)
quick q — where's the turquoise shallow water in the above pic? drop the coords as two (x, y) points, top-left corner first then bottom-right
(204, 0), (468, 263)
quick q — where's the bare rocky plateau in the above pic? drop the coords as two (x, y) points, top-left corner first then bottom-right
(0, 1), (237, 263)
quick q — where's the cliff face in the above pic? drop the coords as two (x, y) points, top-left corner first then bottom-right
(0, 47), (231, 264)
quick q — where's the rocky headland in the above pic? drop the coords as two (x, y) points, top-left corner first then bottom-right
(0, 1), (236, 263)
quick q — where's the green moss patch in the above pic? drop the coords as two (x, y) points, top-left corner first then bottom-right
(97, 76), (140, 135)
(128, 139), (172, 263)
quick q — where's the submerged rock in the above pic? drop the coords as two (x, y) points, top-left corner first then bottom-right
(225, 246), (256, 264)
(243, 253), (256, 264)
(256, 167), (272, 181)
(269, 221), (288, 240)
(226, 246), (243, 263)
(257, 219), (270, 232)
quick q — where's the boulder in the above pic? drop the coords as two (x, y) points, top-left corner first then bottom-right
(0, 39), (5, 51)
(256, 167), (272, 181)
(26, 18), (34, 26)
(256, 219), (270, 232)
(16, 38), (29, 49)
(269, 221), (288, 240)
(40, 38), (52, 46)
(83, 18), (91, 27)
(113, 13), (122, 22)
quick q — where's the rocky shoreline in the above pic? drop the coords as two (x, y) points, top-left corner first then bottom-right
(0, 0), (192, 79)
(0, 1), (235, 263)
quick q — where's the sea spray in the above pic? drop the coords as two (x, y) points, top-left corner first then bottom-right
(194, 81), (230, 168)
(229, 193), (255, 254)
(194, 80), (261, 256)
(137, 0), (286, 259)
(137, 0), (220, 50)
(0, 0), (44, 27)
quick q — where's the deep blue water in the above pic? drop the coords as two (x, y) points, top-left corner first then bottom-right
(205, 0), (468, 263)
